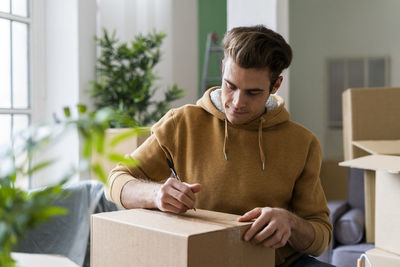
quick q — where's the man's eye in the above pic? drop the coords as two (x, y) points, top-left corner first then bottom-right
(226, 83), (235, 90)
(248, 91), (261, 95)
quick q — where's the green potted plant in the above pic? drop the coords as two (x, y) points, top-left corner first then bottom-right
(89, 29), (184, 127)
(0, 106), (142, 266)
(89, 29), (184, 176)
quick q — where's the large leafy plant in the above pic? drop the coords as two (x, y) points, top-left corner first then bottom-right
(0, 106), (147, 266)
(90, 29), (184, 127)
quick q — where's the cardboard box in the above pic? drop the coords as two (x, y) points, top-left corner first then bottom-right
(353, 140), (400, 244)
(12, 252), (78, 267)
(365, 248), (400, 266)
(342, 88), (400, 243)
(352, 140), (400, 156)
(342, 87), (400, 161)
(340, 143), (400, 254)
(341, 140), (400, 244)
(91, 209), (274, 267)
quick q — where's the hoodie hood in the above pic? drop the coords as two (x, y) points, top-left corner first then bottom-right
(197, 87), (290, 170)
(197, 87), (290, 130)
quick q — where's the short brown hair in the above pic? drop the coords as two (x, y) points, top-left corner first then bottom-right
(223, 25), (292, 90)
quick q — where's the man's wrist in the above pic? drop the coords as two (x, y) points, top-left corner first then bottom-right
(120, 179), (161, 209)
(286, 210), (297, 231)
(287, 212), (315, 251)
(150, 183), (161, 209)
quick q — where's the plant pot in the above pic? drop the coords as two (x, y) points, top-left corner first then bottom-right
(91, 128), (150, 181)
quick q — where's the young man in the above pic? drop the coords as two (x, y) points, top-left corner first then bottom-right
(106, 25), (333, 267)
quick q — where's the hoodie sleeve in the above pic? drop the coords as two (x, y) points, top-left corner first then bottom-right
(290, 136), (332, 256)
(105, 109), (177, 207)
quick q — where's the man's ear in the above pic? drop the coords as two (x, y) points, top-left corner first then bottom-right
(271, 76), (283, 94)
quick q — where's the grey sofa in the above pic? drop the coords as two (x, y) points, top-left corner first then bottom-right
(318, 168), (374, 267)
(14, 180), (119, 267)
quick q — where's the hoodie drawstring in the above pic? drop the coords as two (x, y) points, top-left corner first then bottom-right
(223, 119), (228, 160)
(223, 118), (266, 170)
(258, 117), (266, 171)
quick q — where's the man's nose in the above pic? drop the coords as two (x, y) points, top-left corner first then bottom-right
(232, 91), (246, 108)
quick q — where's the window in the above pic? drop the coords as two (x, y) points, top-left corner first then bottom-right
(1, 0), (31, 188)
(327, 56), (390, 128)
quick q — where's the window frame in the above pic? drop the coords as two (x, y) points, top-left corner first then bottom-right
(0, 4), (32, 133)
(0, 0), (45, 188)
(0, 0), (45, 127)
(326, 55), (390, 129)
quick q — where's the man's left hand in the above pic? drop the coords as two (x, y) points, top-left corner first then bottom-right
(238, 207), (294, 249)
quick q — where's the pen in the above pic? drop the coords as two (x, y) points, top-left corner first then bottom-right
(166, 158), (181, 182)
(165, 158), (196, 211)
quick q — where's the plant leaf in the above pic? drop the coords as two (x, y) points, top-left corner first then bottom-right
(107, 153), (138, 167)
(77, 104), (87, 114)
(91, 163), (107, 184)
(109, 127), (149, 147)
(63, 107), (71, 118)
(27, 160), (55, 176)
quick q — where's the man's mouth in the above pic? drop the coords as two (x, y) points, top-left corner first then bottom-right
(230, 109), (248, 115)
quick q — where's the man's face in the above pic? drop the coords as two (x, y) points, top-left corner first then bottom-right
(221, 57), (281, 125)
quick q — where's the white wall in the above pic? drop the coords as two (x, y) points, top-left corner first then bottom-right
(170, 0), (198, 107)
(32, 0), (196, 187)
(32, 0), (97, 187)
(97, 0), (198, 106)
(289, 0), (400, 160)
(228, 0), (277, 30)
(227, 0), (290, 110)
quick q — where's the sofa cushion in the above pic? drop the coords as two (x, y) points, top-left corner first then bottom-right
(335, 208), (364, 245)
(331, 243), (374, 267)
(348, 168), (365, 210)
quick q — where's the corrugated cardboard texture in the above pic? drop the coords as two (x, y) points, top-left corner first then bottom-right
(187, 228), (273, 267)
(91, 209), (274, 267)
(375, 171), (400, 255)
(342, 87), (400, 161)
(366, 248), (400, 266)
(320, 160), (348, 201)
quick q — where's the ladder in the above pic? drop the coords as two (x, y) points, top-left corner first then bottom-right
(201, 32), (224, 93)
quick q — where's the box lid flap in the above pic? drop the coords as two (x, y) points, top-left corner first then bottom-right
(352, 140), (400, 155)
(93, 209), (250, 237)
(339, 154), (400, 173)
(366, 248), (400, 260)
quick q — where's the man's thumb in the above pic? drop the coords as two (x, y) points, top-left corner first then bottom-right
(237, 208), (261, 222)
(189, 183), (202, 193)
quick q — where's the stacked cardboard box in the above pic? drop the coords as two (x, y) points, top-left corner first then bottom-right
(342, 87), (400, 243)
(340, 88), (400, 265)
(365, 248), (400, 266)
(91, 209), (274, 267)
(340, 141), (400, 244)
(340, 142), (400, 251)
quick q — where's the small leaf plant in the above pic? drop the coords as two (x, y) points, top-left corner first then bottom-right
(90, 29), (184, 127)
(0, 105), (147, 266)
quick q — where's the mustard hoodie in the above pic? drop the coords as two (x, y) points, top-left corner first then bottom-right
(106, 87), (332, 266)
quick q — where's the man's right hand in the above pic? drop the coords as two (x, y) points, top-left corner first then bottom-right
(155, 178), (202, 214)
